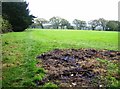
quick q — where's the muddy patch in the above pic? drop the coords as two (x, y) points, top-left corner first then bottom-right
(36, 48), (120, 87)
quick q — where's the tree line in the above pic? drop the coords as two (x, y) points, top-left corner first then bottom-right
(31, 17), (120, 31)
(0, 2), (119, 33)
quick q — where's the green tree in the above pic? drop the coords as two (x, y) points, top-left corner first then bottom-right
(73, 19), (86, 30)
(73, 19), (81, 30)
(98, 18), (108, 30)
(88, 20), (99, 30)
(49, 16), (61, 29)
(66, 23), (74, 29)
(34, 18), (48, 29)
(80, 21), (87, 30)
(60, 18), (69, 29)
(106, 21), (119, 31)
(118, 21), (120, 31)
(2, 2), (34, 32)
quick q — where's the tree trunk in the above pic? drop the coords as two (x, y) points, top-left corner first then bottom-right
(40, 24), (44, 29)
(103, 26), (105, 31)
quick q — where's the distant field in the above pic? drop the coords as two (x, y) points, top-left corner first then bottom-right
(26, 29), (118, 50)
(2, 29), (119, 87)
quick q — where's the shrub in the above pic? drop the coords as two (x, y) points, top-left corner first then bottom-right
(0, 16), (12, 33)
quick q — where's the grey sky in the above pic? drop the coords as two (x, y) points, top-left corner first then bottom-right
(26, 0), (119, 22)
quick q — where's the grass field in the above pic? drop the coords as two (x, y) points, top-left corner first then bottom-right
(1, 29), (119, 87)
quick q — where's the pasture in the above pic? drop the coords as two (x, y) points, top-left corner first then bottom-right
(2, 29), (120, 87)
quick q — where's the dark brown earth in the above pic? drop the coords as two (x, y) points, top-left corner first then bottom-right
(36, 48), (120, 87)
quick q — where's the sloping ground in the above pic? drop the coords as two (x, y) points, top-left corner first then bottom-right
(36, 48), (120, 87)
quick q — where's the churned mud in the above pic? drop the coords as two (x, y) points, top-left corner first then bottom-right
(36, 48), (120, 87)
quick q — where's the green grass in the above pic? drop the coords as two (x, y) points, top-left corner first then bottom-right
(28, 29), (118, 50)
(1, 29), (119, 87)
(96, 58), (120, 88)
(42, 82), (58, 89)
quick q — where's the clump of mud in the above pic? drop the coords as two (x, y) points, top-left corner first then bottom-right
(36, 48), (120, 87)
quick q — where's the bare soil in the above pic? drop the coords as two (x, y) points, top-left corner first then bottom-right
(36, 48), (120, 87)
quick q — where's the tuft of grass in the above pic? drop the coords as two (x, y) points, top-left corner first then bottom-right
(42, 82), (58, 89)
(33, 68), (46, 84)
(34, 68), (46, 74)
(33, 74), (44, 82)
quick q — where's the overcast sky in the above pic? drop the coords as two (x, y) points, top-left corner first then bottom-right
(26, 0), (119, 22)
